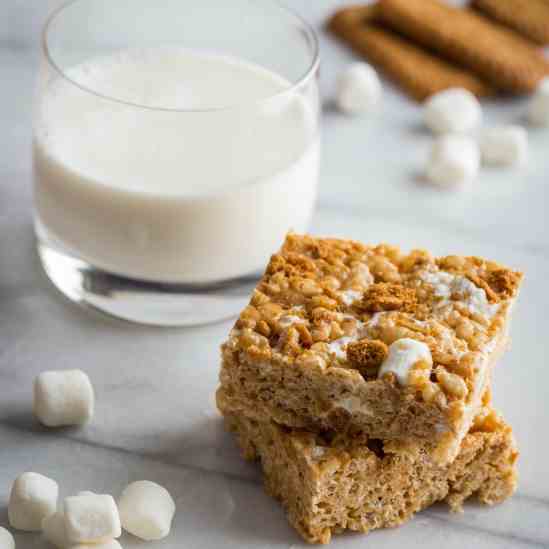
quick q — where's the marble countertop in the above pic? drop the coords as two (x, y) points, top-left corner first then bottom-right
(1, 1), (548, 548)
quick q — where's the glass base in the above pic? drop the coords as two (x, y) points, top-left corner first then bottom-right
(36, 237), (257, 327)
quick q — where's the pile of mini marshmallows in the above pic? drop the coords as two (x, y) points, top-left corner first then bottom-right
(335, 63), (549, 188)
(1, 370), (176, 549)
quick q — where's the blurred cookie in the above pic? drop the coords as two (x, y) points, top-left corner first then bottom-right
(378, 0), (549, 93)
(328, 5), (493, 101)
(472, 0), (549, 45)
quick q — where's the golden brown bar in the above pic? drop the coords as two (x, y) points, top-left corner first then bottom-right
(218, 234), (523, 464)
(222, 404), (518, 544)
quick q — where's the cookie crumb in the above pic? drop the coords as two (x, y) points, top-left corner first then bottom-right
(358, 283), (417, 313)
(487, 269), (523, 300)
(347, 339), (388, 376)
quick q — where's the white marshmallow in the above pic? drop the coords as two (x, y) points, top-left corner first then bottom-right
(0, 527), (15, 549)
(42, 511), (66, 548)
(480, 126), (527, 166)
(41, 492), (99, 548)
(64, 493), (121, 544)
(336, 62), (382, 115)
(423, 88), (482, 134)
(528, 77), (549, 126)
(8, 472), (58, 531)
(426, 135), (480, 188)
(118, 480), (176, 541)
(34, 370), (94, 427)
(378, 338), (433, 386)
(71, 542), (122, 549)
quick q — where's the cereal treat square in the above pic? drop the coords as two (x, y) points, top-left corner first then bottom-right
(222, 400), (518, 544)
(218, 234), (522, 463)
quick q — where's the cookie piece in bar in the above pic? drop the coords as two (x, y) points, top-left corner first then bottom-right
(328, 5), (494, 101)
(472, 0), (549, 45)
(222, 405), (518, 544)
(218, 234), (523, 463)
(378, 0), (549, 93)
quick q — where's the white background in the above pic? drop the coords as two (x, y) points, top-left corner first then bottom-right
(1, 1), (548, 548)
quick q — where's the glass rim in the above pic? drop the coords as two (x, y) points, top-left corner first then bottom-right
(41, 0), (320, 114)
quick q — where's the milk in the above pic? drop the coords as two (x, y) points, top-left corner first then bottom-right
(34, 49), (319, 283)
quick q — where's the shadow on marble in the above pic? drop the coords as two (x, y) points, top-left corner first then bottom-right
(0, 409), (260, 484)
(146, 414), (261, 480)
(322, 97), (339, 114)
(405, 119), (432, 138)
(1, 410), (54, 433)
(0, 505), (7, 529)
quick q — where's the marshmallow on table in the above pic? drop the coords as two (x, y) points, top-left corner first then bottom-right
(335, 62), (382, 115)
(8, 472), (58, 531)
(118, 480), (176, 541)
(34, 369), (94, 427)
(480, 126), (527, 166)
(0, 527), (15, 549)
(528, 77), (549, 126)
(378, 338), (433, 386)
(42, 492), (100, 548)
(42, 511), (66, 549)
(426, 134), (480, 188)
(423, 88), (482, 134)
(64, 493), (121, 544)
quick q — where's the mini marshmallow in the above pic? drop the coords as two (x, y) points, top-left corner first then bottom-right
(528, 77), (549, 126)
(423, 88), (482, 134)
(64, 493), (121, 544)
(8, 472), (58, 531)
(34, 369), (94, 427)
(378, 338), (432, 386)
(426, 134), (480, 188)
(480, 126), (527, 166)
(118, 480), (176, 541)
(336, 62), (382, 115)
(42, 492), (98, 548)
(0, 527), (15, 549)
(71, 542), (122, 549)
(42, 511), (66, 549)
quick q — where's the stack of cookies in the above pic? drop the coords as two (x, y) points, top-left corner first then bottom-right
(216, 233), (523, 544)
(328, 0), (549, 101)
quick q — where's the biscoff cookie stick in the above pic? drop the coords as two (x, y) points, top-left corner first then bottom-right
(378, 0), (549, 94)
(328, 5), (493, 101)
(472, 0), (549, 45)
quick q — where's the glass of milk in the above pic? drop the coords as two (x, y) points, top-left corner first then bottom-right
(34, 0), (320, 326)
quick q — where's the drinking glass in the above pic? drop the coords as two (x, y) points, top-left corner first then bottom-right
(34, 0), (320, 326)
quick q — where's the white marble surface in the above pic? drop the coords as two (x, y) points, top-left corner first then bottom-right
(1, 1), (548, 548)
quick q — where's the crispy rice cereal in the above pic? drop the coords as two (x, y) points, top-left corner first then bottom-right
(218, 234), (522, 463)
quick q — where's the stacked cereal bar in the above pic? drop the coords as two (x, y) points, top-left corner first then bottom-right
(216, 234), (522, 543)
(220, 398), (517, 544)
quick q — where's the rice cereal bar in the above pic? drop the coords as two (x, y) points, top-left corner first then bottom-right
(218, 234), (522, 463)
(221, 401), (518, 544)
